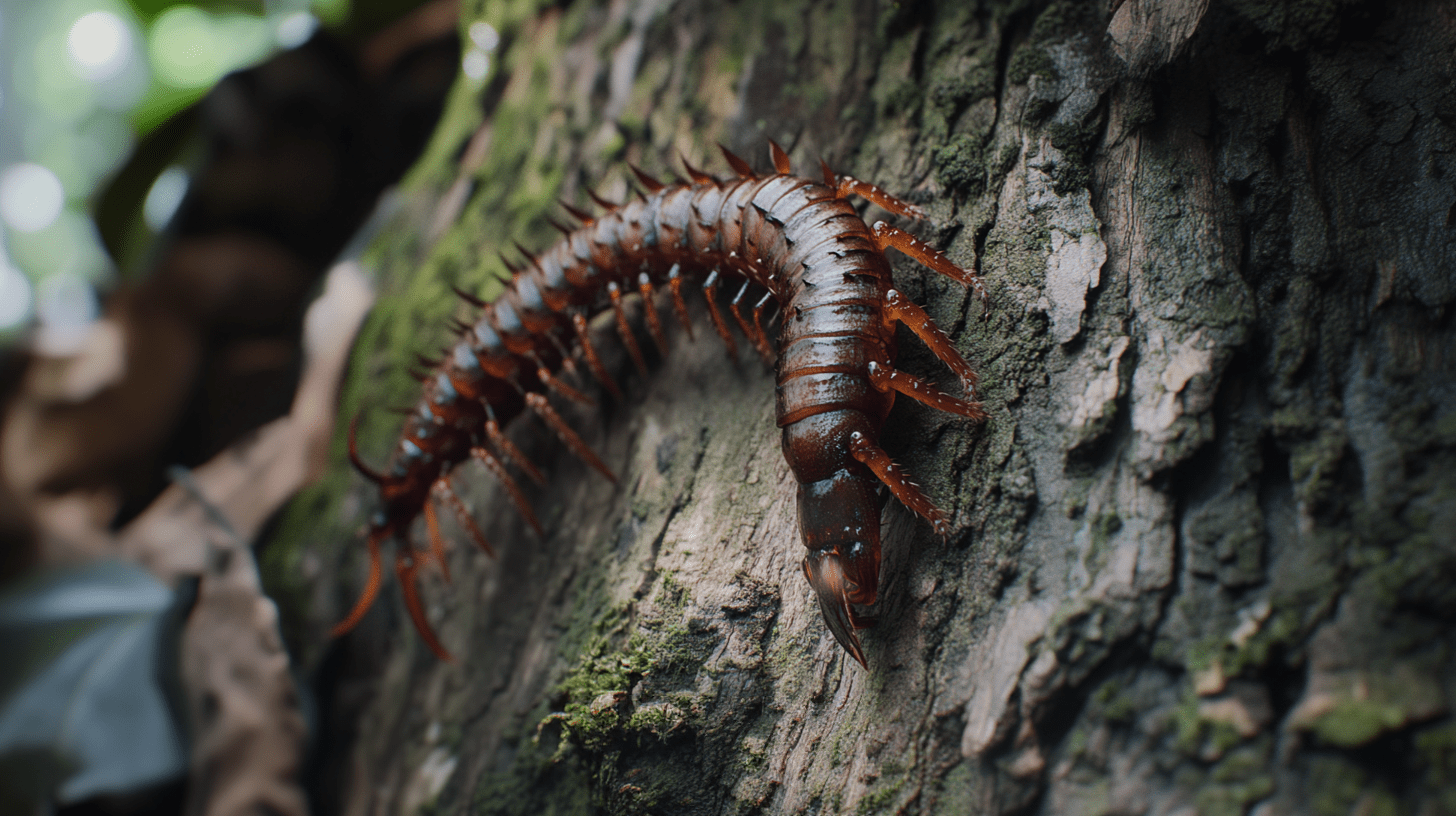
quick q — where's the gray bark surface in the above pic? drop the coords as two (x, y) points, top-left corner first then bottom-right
(264, 1), (1456, 813)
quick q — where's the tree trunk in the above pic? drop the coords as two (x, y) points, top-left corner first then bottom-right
(263, 1), (1456, 813)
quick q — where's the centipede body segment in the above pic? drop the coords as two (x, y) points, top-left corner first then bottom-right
(337, 143), (987, 668)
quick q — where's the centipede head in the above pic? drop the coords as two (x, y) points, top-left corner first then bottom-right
(802, 548), (873, 669)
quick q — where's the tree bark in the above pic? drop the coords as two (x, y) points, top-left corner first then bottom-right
(264, 1), (1456, 813)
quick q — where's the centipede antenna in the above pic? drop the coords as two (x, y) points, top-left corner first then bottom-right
(680, 152), (714, 185)
(395, 551), (455, 661)
(587, 189), (618, 211)
(719, 143), (757, 179)
(559, 200), (594, 224)
(629, 164), (665, 193)
(769, 140), (792, 175)
(330, 531), (383, 638)
(347, 413), (385, 483)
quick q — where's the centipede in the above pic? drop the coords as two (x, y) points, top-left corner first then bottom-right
(335, 142), (987, 668)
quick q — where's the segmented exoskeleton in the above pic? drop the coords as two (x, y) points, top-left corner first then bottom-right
(337, 143), (987, 667)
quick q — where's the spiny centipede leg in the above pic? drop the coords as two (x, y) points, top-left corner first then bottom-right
(872, 221), (988, 308)
(834, 176), (930, 221)
(330, 530), (383, 637)
(848, 430), (949, 537)
(532, 352), (594, 407)
(701, 269), (739, 362)
(471, 445), (544, 537)
(637, 272), (670, 355)
(752, 290), (777, 356)
(434, 475), (497, 556)
(883, 289), (980, 396)
(484, 403), (547, 486)
(866, 360), (987, 421)
(422, 496), (452, 583)
(572, 312), (623, 400)
(525, 392), (617, 483)
(608, 281), (650, 379)
(395, 550), (454, 661)
(730, 280), (774, 364)
(666, 264), (694, 340)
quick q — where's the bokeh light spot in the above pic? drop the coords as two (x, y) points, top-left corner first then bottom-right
(0, 262), (34, 331)
(68, 11), (132, 82)
(468, 22), (499, 51)
(150, 6), (219, 88)
(276, 11), (318, 48)
(462, 50), (489, 81)
(144, 166), (189, 232)
(0, 163), (66, 233)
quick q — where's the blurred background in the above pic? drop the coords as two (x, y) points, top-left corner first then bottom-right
(0, 1), (462, 813)
(0, 0), (350, 351)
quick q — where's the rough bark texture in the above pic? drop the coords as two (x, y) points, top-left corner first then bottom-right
(263, 1), (1456, 813)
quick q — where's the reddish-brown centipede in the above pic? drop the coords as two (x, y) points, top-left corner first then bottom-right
(336, 142), (987, 667)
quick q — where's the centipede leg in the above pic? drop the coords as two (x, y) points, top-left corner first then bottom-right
(531, 352), (594, 407)
(666, 264), (694, 340)
(730, 280), (774, 364)
(483, 408), (547, 486)
(834, 174), (930, 221)
(883, 289), (980, 396)
(433, 475), (497, 556)
(572, 313), (623, 400)
(395, 549), (454, 661)
(525, 392), (617, 482)
(637, 272), (670, 355)
(422, 496), (453, 583)
(872, 221), (987, 308)
(848, 430), (949, 537)
(866, 360), (986, 420)
(608, 281), (650, 379)
(471, 445), (544, 537)
(701, 269), (739, 362)
(330, 530), (384, 637)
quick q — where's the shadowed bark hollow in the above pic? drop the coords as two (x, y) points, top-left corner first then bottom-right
(263, 1), (1456, 813)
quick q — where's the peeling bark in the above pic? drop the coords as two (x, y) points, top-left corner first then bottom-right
(266, 1), (1456, 814)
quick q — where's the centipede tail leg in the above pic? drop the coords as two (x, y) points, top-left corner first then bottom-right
(848, 430), (949, 538)
(395, 550), (454, 661)
(330, 530), (384, 637)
